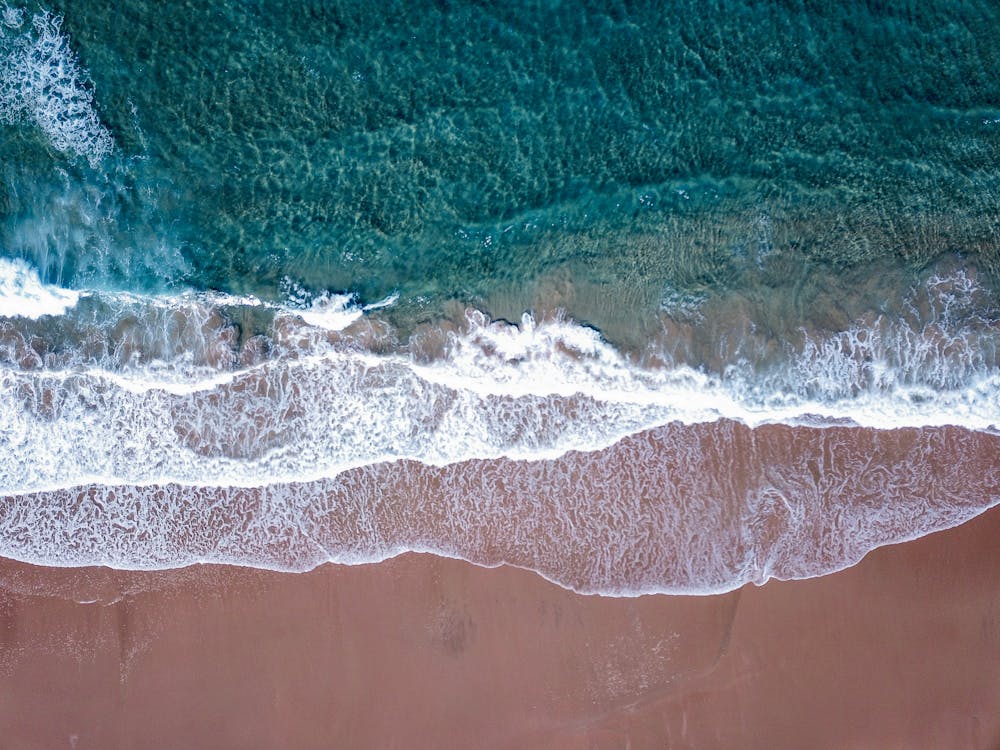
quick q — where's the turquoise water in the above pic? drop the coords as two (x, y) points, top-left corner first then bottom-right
(3, 0), (1000, 340)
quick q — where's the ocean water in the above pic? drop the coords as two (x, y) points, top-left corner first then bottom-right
(0, 0), (999, 593)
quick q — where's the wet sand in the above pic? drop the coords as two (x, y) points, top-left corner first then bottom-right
(1, 503), (999, 749)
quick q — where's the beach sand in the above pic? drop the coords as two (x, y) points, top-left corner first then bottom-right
(1, 503), (999, 749)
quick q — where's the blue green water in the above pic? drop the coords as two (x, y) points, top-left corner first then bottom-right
(3, 0), (1000, 343)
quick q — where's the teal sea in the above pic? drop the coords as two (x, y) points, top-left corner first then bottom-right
(0, 1), (999, 590)
(3, 0), (999, 332)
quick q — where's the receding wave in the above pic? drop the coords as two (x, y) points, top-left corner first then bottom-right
(0, 259), (998, 591)
(2, 423), (997, 595)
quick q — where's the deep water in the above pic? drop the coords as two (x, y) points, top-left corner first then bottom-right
(2, 0), (1000, 341)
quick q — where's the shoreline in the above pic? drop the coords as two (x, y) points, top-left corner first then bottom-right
(2, 504), (1000, 749)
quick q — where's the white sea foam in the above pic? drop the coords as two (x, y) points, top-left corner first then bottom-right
(1, 3), (24, 29)
(280, 278), (394, 331)
(363, 292), (399, 312)
(292, 292), (363, 330)
(0, 269), (997, 495)
(0, 256), (79, 318)
(0, 8), (114, 165)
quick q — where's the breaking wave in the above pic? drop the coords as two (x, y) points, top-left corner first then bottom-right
(0, 262), (998, 494)
(0, 6), (113, 165)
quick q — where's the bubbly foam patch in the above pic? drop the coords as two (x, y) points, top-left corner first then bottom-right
(280, 283), (395, 331)
(0, 256), (79, 318)
(280, 278), (363, 331)
(292, 294), (362, 330)
(0, 8), (113, 165)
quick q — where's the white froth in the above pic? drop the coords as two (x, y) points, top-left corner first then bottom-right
(280, 279), (399, 331)
(292, 292), (363, 331)
(363, 292), (399, 312)
(1, 3), (24, 29)
(0, 256), (79, 318)
(0, 8), (114, 165)
(199, 280), (389, 332)
(0, 272), (998, 494)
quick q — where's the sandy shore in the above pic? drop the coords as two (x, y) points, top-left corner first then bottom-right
(1, 503), (999, 749)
